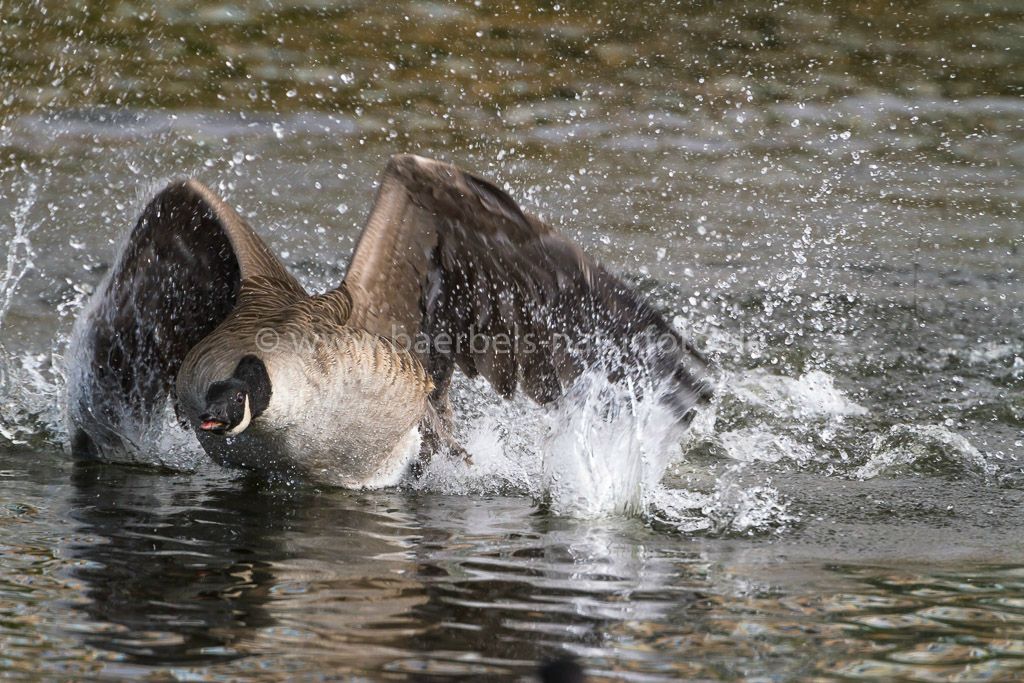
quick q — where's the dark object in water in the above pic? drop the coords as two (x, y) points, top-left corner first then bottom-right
(538, 656), (586, 683)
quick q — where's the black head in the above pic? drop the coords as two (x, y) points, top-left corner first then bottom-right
(199, 355), (272, 437)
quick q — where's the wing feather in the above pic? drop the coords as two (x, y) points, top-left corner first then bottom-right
(67, 180), (302, 460)
(343, 154), (712, 415)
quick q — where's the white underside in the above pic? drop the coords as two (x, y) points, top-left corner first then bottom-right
(354, 426), (421, 489)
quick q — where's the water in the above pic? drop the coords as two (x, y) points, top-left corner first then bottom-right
(1, 0), (1022, 679)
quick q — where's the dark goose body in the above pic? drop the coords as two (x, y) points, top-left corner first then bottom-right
(67, 155), (712, 487)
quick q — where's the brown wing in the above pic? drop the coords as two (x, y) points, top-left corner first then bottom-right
(343, 154), (712, 418)
(67, 179), (304, 460)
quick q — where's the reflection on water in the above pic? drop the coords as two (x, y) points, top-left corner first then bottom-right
(68, 465), (296, 668)
(2, 459), (1024, 680)
(1, 0), (1022, 679)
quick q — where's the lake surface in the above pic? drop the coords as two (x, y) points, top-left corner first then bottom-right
(1, 1), (1022, 680)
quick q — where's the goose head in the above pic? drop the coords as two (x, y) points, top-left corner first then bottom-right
(199, 355), (272, 437)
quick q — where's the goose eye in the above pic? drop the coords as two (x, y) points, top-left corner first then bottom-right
(235, 392), (245, 403)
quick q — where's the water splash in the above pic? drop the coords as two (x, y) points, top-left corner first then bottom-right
(0, 182), (38, 327)
(650, 472), (795, 536)
(717, 427), (818, 466)
(679, 365), (869, 470)
(414, 407), (541, 496)
(0, 178), (203, 461)
(415, 357), (715, 523)
(855, 424), (993, 479)
(413, 358), (828, 532)
(728, 369), (867, 420)
(541, 370), (686, 517)
(0, 181), (65, 448)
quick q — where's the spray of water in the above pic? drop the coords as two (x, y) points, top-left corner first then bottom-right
(64, 289), (208, 470)
(541, 370), (687, 517)
(0, 181), (66, 448)
(411, 360), (809, 535)
(0, 183), (37, 327)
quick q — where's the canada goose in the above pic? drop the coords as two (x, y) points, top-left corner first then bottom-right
(67, 154), (712, 487)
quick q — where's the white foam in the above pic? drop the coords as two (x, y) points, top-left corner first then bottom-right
(966, 342), (1022, 365)
(717, 427), (818, 465)
(855, 424), (993, 479)
(413, 410), (541, 496)
(650, 467), (796, 535)
(415, 369), (718, 524)
(730, 369), (867, 420)
(0, 353), (66, 447)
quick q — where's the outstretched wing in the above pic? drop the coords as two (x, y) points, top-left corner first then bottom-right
(343, 154), (712, 418)
(67, 179), (303, 460)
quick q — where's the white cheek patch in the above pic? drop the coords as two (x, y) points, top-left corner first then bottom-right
(227, 396), (253, 436)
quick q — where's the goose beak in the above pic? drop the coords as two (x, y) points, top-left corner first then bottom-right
(199, 416), (227, 432)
